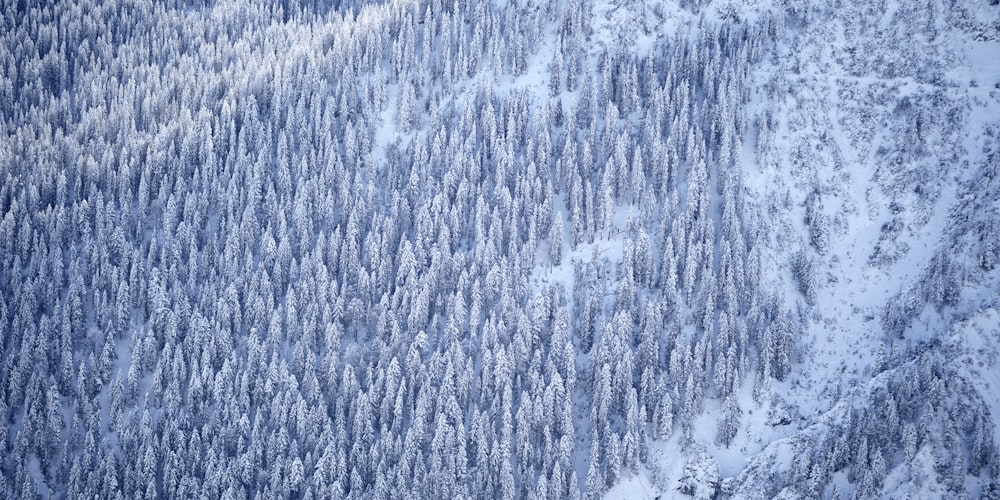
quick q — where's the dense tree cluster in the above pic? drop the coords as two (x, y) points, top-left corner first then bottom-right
(1, 0), (995, 498)
(747, 349), (995, 499)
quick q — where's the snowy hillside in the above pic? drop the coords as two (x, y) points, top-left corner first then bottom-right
(727, 0), (1000, 497)
(0, 0), (998, 498)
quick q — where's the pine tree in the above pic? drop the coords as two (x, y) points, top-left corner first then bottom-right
(716, 396), (740, 448)
(968, 405), (991, 470)
(902, 423), (918, 464)
(549, 48), (563, 96)
(585, 432), (603, 499)
(549, 216), (564, 266)
(652, 376), (674, 440)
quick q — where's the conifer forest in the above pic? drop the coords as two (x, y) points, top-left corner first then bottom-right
(1, 0), (999, 498)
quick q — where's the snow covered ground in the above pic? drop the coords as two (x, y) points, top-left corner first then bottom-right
(2, 0), (997, 498)
(586, 0), (1000, 497)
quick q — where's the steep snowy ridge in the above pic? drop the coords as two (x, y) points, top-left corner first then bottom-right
(725, 0), (1000, 498)
(614, 0), (1000, 497)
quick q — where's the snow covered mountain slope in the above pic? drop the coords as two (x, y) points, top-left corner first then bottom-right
(607, 0), (1000, 498)
(727, 0), (1000, 498)
(0, 0), (997, 498)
